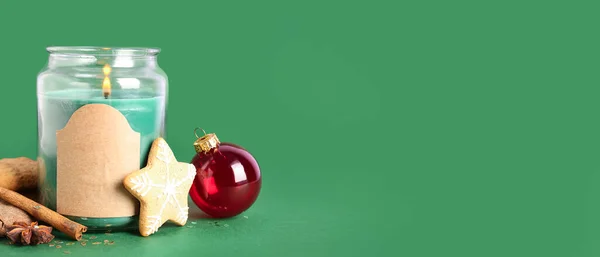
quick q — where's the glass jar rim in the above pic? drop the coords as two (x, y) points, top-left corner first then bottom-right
(46, 46), (160, 57)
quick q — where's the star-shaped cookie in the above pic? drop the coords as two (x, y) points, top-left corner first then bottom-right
(123, 137), (197, 236)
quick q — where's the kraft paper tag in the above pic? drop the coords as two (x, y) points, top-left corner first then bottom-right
(56, 104), (140, 218)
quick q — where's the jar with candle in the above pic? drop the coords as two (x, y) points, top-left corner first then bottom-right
(36, 46), (168, 231)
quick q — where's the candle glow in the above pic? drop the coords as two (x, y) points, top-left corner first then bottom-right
(102, 64), (111, 98)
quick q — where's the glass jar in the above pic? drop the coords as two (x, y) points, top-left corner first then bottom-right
(36, 46), (168, 231)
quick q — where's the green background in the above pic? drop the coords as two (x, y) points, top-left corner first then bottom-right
(0, 0), (598, 256)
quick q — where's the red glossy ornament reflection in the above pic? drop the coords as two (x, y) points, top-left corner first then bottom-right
(189, 134), (261, 218)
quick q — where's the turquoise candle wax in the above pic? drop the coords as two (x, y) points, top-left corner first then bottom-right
(37, 89), (166, 230)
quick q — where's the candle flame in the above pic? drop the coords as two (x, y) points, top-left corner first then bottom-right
(102, 64), (111, 98)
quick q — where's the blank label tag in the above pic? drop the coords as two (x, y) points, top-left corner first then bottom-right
(56, 104), (140, 218)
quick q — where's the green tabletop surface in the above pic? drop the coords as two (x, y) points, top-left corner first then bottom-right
(4, 199), (364, 257)
(0, 0), (599, 256)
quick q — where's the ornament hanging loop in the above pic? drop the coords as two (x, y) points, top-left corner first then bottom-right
(194, 127), (207, 138)
(193, 128), (220, 153)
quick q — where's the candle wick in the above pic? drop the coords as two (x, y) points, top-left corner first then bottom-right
(104, 92), (110, 99)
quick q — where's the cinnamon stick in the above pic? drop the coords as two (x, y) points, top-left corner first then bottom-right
(0, 199), (33, 236)
(0, 187), (87, 241)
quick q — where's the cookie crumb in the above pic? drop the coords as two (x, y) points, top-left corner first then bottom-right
(49, 244), (55, 247)
(81, 242), (87, 246)
(92, 242), (101, 245)
(66, 242), (75, 246)
(191, 221), (197, 225)
(89, 236), (97, 240)
(56, 245), (62, 249)
(108, 241), (115, 245)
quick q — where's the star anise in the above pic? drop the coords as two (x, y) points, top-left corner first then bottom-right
(5, 221), (54, 245)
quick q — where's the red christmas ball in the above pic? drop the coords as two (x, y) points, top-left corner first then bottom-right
(189, 132), (261, 218)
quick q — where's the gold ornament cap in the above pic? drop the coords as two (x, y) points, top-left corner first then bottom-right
(193, 128), (220, 153)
